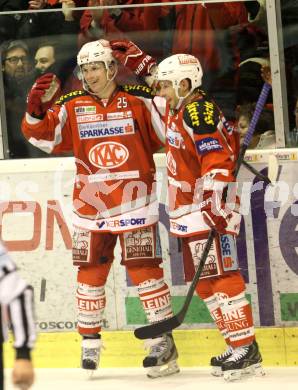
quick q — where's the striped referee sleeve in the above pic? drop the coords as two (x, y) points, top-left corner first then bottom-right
(8, 286), (36, 358)
(0, 242), (36, 358)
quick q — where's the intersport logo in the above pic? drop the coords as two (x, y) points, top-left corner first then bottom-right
(89, 141), (129, 168)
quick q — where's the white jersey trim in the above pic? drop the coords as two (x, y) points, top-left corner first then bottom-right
(169, 209), (241, 236)
(74, 193), (158, 219)
(72, 200), (159, 232)
(182, 119), (195, 141)
(138, 95), (166, 144)
(88, 170), (140, 182)
(25, 113), (42, 125)
(28, 105), (68, 153)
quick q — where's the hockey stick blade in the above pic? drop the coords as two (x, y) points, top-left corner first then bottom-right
(134, 229), (217, 339)
(268, 154), (279, 183)
(134, 312), (183, 339)
(134, 83), (272, 340)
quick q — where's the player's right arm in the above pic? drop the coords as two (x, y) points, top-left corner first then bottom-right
(21, 73), (74, 154)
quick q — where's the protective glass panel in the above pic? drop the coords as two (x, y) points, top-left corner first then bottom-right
(0, 1), (290, 158)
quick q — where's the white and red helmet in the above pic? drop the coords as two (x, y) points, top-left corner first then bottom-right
(77, 40), (117, 93)
(156, 54), (203, 98)
(77, 39), (114, 70)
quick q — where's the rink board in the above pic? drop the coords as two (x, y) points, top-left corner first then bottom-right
(3, 327), (298, 367)
(0, 150), (298, 366)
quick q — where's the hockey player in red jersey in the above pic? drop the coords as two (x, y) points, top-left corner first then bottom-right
(111, 40), (264, 381)
(21, 40), (179, 379)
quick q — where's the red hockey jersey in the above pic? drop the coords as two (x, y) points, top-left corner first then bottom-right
(22, 85), (165, 233)
(165, 91), (241, 237)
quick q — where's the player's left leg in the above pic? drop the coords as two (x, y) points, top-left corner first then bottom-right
(127, 265), (180, 378)
(211, 272), (264, 381)
(183, 233), (234, 376)
(184, 232), (264, 380)
(196, 279), (233, 376)
(120, 225), (180, 378)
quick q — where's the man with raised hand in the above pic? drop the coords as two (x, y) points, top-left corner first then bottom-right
(111, 39), (264, 381)
(22, 39), (180, 379)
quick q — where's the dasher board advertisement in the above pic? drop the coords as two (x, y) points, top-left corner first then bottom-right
(0, 150), (297, 332)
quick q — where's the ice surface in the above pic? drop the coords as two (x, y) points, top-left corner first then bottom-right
(5, 367), (298, 390)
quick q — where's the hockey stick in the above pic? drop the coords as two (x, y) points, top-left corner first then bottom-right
(242, 160), (272, 185)
(134, 82), (272, 340)
(267, 154), (279, 183)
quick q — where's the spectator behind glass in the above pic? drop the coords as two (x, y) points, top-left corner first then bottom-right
(163, 1), (269, 120)
(294, 98), (298, 131)
(1, 0), (80, 52)
(34, 39), (81, 93)
(0, 0), (28, 44)
(35, 42), (56, 74)
(1, 40), (48, 158)
(246, 1), (298, 130)
(288, 97), (298, 146)
(237, 103), (276, 149)
(3, 41), (31, 81)
(77, 0), (170, 85)
(78, 0), (169, 56)
(78, 0), (143, 48)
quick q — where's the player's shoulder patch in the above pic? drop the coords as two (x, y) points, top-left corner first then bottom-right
(183, 97), (219, 135)
(55, 90), (87, 105)
(122, 84), (154, 99)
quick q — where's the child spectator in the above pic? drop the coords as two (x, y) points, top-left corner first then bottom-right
(237, 103), (276, 149)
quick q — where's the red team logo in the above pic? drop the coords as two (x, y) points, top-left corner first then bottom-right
(223, 256), (234, 269)
(124, 123), (134, 133)
(89, 141), (129, 168)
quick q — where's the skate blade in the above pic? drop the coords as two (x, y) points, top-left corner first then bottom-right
(83, 369), (97, 379)
(147, 360), (180, 379)
(224, 363), (265, 382)
(243, 363), (265, 377)
(211, 366), (223, 377)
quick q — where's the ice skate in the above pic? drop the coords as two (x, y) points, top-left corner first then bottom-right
(81, 336), (102, 377)
(222, 340), (265, 381)
(143, 332), (180, 378)
(210, 345), (233, 377)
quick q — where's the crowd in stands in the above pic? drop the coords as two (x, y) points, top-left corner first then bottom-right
(0, 0), (298, 158)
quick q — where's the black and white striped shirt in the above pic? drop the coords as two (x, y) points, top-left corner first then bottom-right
(0, 242), (36, 359)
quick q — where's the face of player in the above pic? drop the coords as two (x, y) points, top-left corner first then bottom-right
(157, 80), (179, 109)
(3, 47), (30, 79)
(81, 62), (111, 95)
(35, 46), (55, 74)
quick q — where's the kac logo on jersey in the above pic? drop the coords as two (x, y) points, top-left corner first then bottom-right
(195, 137), (223, 155)
(89, 142), (129, 169)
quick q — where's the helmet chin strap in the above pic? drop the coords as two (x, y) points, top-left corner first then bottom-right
(174, 83), (193, 110)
